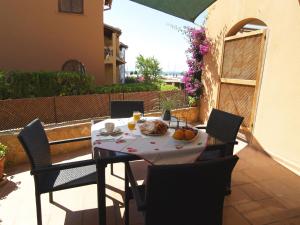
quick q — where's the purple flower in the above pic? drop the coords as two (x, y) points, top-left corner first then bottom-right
(183, 26), (210, 97)
(199, 43), (209, 55)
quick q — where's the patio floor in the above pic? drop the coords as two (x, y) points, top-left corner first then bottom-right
(1, 143), (300, 225)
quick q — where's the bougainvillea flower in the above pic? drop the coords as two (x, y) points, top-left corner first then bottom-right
(199, 44), (209, 55)
(183, 26), (210, 98)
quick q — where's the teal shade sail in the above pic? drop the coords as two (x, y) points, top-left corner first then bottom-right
(130, 0), (216, 22)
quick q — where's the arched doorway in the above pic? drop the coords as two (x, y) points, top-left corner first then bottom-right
(217, 19), (267, 135)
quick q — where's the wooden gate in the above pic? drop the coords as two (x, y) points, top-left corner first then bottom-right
(217, 30), (266, 133)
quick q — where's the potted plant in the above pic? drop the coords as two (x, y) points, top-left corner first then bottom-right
(188, 96), (198, 107)
(159, 93), (181, 120)
(0, 142), (8, 180)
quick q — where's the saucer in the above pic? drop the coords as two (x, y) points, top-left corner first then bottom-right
(99, 127), (122, 136)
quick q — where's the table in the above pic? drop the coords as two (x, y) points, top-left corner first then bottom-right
(91, 117), (227, 225)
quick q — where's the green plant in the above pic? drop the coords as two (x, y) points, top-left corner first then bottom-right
(95, 83), (159, 94)
(0, 143), (8, 158)
(188, 96), (198, 107)
(160, 84), (179, 91)
(0, 70), (95, 99)
(124, 76), (138, 84)
(135, 54), (162, 83)
(158, 93), (181, 111)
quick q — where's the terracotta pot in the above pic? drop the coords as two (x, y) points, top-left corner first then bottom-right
(0, 157), (5, 179)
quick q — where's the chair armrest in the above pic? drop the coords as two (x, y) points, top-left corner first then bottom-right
(31, 158), (95, 175)
(194, 125), (207, 129)
(125, 162), (146, 211)
(49, 136), (91, 145)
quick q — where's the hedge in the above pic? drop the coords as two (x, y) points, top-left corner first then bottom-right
(0, 71), (94, 99)
(160, 84), (179, 91)
(0, 71), (161, 100)
(94, 83), (159, 93)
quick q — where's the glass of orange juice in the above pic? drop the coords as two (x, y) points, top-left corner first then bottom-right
(127, 120), (136, 130)
(133, 111), (142, 122)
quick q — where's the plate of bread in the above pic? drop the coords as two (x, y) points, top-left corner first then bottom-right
(139, 120), (168, 136)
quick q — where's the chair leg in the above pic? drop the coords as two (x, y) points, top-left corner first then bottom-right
(35, 192), (43, 225)
(110, 163), (114, 175)
(49, 192), (53, 203)
(124, 167), (129, 225)
(225, 176), (232, 195)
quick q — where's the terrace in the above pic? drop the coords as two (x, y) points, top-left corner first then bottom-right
(1, 0), (299, 225)
(1, 142), (300, 225)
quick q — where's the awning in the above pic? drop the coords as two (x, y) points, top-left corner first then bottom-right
(129, 0), (216, 22)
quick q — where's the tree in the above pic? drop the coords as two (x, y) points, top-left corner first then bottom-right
(135, 55), (162, 83)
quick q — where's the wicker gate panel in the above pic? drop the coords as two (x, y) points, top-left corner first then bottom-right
(222, 34), (263, 80)
(218, 84), (254, 128)
(218, 30), (266, 132)
(0, 97), (55, 130)
(55, 94), (109, 123)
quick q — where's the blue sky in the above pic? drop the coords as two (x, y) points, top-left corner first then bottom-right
(104, 0), (206, 72)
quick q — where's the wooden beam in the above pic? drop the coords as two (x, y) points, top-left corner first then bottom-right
(225, 30), (264, 41)
(220, 78), (256, 86)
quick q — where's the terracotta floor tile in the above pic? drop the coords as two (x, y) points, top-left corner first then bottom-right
(269, 216), (300, 225)
(256, 180), (300, 205)
(258, 198), (300, 222)
(234, 201), (278, 225)
(239, 183), (272, 201)
(232, 170), (256, 186)
(224, 186), (252, 206)
(1, 145), (300, 225)
(223, 206), (251, 225)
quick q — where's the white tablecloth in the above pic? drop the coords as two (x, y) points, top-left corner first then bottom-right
(91, 117), (208, 165)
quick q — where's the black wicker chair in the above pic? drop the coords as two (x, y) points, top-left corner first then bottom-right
(17, 119), (96, 225)
(110, 100), (144, 118)
(124, 156), (239, 225)
(109, 100), (144, 175)
(195, 108), (243, 194)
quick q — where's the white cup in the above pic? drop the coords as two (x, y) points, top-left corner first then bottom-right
(105, 122), (115, 133)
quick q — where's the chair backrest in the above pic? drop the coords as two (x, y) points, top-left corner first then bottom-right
(110, 100), (144, 118)
(206, 108), (244, 143)
(17, 119), (52, 170)
(144, 156), (239, 225)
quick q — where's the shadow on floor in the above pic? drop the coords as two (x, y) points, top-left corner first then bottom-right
(52, 200), (124, 225)
(0, 176), (20, 200)
(6, 148), (92, 175)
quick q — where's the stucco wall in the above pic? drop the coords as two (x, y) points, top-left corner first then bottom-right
(0, 0), (105, 85)
(203, 0), (300, 174)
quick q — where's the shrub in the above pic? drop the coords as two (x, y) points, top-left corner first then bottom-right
(160, 84), (179, 91)
(124, 76), (138, 84)
(0, 70), (94, 99)
(0, 71), (9, 99)
(95, 83), (159, 94)
(0, 142), (8, 158)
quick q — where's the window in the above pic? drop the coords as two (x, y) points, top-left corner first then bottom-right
(62, 59), (86, 75)
(59, 0), (83, 14)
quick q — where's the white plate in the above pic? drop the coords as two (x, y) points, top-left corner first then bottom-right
(99, 127), (122, 136)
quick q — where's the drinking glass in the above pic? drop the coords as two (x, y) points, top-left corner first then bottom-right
(127, 121), (136, 131)
(133, 111), (142, 122)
